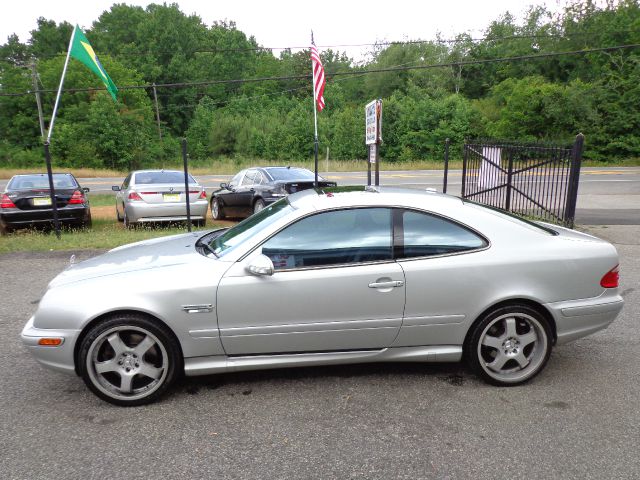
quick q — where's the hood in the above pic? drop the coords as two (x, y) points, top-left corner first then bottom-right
(49, 231), (211, 288)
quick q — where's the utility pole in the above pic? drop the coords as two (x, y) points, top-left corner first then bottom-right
(152, 83), (162, 141)
(30, 60), (46, 140)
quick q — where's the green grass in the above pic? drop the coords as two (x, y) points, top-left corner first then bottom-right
(0, 217), (225, 254)
(1, 157), (639, 180)
(87, 193), (117, 207)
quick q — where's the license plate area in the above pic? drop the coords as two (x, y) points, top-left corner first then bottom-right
(163, 193), (180, 202)
(32, 197), (52, 206)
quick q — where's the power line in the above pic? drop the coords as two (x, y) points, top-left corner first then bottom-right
(2, 43), (639, 98)
(20, 30), (627, 59)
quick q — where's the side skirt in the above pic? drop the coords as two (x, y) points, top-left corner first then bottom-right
(184, 345), (462, 377)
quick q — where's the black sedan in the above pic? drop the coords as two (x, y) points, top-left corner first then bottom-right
(0, 173), (92, 234)
(210, 167), (336, 220)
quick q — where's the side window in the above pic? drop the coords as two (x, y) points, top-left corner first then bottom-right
(400, 210), (487, 259)
(262, 208), (392, 270)
(122, 174), (131, 189)
(254, 171), (264, 185)
(242, 170), (258, 186)
(229, 171), (244, 189)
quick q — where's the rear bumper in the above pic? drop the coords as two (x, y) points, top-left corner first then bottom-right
(126, 200), (208, 223)
(546, 291), (624, 344)
(21, 316), (79, 375)
(1, 206), (89, 227)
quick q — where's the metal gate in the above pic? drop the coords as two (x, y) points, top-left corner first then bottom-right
(461, 134), (584, 228)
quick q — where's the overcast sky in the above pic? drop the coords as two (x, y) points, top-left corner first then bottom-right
(2, 0), (567, 59)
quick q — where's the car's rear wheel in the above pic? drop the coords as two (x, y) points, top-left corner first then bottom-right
(211, 197), (225, 220)
(78, 314), (182, 406)
(116, 202), (123, 222)
(465, 305), (552, 386)
(253, 198), (265, 214)
(123, 208), (132, 229)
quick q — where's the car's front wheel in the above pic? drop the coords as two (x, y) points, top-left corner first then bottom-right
(211, 197), (225, 220)
(465, 305), (552, 386)
(253, 198), (265, 214)
(78, 314), (182, 406)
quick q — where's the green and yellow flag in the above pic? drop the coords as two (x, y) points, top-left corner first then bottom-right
(69, 25), (118, 100)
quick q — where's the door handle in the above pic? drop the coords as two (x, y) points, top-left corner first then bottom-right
(368, 280), (404, 288)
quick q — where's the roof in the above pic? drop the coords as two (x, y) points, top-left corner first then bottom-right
(288, 187), (463, 214)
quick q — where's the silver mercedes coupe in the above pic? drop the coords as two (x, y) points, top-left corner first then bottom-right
(22, 188), (624, 406)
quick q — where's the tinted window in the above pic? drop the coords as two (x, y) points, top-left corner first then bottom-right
(262, 208), (392, 270)
(133, 172), (196, 185)
(400, 210), (487, 258)
(8, 174), (78, 190)
(265, 168), (320, 181)
(122, 174), (132, 189)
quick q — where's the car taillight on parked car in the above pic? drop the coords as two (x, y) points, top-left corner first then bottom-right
(68, 190), (86, 205)
(600, 265), (619, 288)
(199, 190), (207, 199)
(128, 192), (143, 201)
(1, 194), (16, 208)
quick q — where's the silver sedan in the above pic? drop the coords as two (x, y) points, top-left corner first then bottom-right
(113, 170), (208, 227)
(22, 188), (624, 406)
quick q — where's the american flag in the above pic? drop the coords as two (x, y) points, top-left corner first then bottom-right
(311, 43), (326, 111)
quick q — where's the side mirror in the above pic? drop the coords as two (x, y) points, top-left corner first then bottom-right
(82, 187), (90, 193)
(220, 182), (228, 189)
(246, 254), (274, 276)
(112, 185), (121, 191)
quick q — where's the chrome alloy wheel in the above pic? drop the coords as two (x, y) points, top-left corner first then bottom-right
(477, 313), (549, 384)
(86, 326), (169, 402)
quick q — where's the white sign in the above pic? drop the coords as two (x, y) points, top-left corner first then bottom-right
(365, 99), (382, 145)
(369, 144), (377, 163)
(478, 146), (502, 190)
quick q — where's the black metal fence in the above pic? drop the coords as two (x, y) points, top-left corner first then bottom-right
(458, 134), (584, 228)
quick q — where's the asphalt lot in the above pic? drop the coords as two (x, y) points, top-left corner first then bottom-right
(0, 222), (638, 479)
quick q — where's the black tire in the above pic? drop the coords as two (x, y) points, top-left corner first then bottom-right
(81, 212), (92, 229)
(116, 202), (123, 222)
(465, 304), (552, 386)
(77, 314), (182, 406)
(253, 198), (265, 214)
(123, 208), (133, 229)
(211, 197), (225, 220)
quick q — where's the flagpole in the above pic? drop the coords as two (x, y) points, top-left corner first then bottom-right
(311, 31), (319, 188)
(43, 25), (76, 239)
(47, 25), (76, 143)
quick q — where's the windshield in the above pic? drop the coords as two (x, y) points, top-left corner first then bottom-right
(210, 199), (294, 256)
(134, 171), (197, 185)
(265, 168), (320, 181)
(8, 174), (78, 190)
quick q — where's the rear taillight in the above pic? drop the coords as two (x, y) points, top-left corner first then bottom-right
(600, 265), (619, 288)
(199, 190), (207, 199)
(128, 192), (143, 201)
(68, 190), (85, 204)
(1, 194), (16, 208)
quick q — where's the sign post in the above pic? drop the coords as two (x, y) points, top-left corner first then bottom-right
(365, 99), (382, 186)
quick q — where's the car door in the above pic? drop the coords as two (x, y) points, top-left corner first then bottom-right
(233, 169), (258, 212)
(218, 170), (246, 209)
(216, 207), (406, 354)
(391, 208), (490, 347)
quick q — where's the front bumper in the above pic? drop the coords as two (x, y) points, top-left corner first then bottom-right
(546, 290), (624, 344)
(21, 316), (79, 375)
